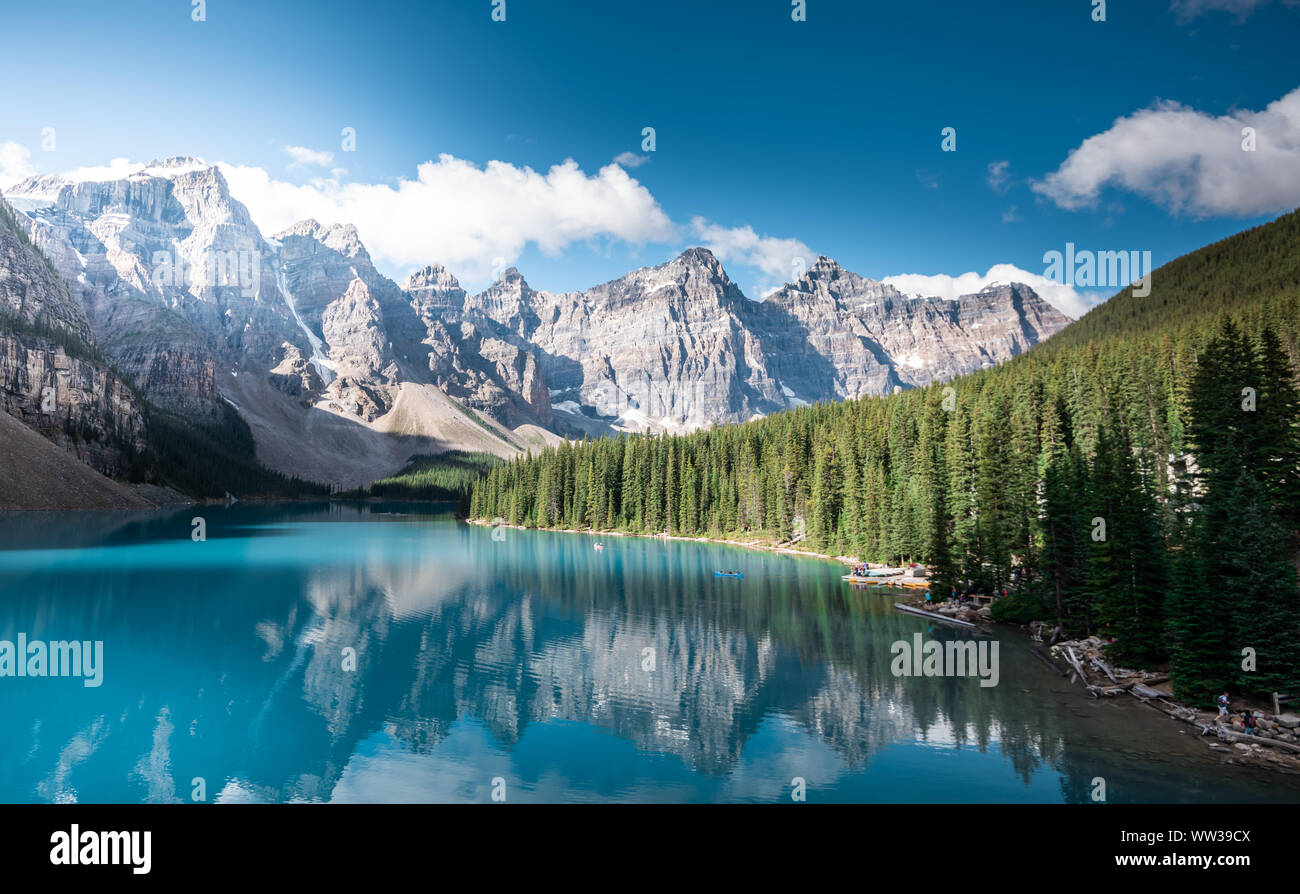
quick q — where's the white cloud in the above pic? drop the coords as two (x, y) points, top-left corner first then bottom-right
(0, 142), (37, 190)
(882, 264), (1098, 319)
(283, 145), (334, 168)
(1033, 85), (1300, 217)
(60, 157), (145, 182)
(689, 217), (814, 282)
(1169, 0), (1290, 22)
(3, 153), (145, 188)
(612, 151), (651, 168)
(986, 160), (1012, 194)
(220, 154), (675, 282)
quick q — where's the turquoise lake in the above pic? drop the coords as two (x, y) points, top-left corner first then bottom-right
(0, 502), (1296, 804)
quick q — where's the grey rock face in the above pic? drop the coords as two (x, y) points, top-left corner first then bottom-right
(445, 249), (1069, 433)
(475, 249), (783, 432)
(0, 196), (147, 476)
(267, 342), (323, 405)
(401, 266), (553, 429)
(405, 264), (466, 324)
(755, 257), (1072, 405)
(4, 158), (1072, 486)
(5, 159), (294, 418)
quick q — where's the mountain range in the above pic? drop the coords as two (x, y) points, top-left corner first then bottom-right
(0, 157), (1070, 496)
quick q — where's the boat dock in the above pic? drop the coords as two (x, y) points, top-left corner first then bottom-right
(843, 575), (930, 590)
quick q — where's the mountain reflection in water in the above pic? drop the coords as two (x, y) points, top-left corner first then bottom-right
(0, 503), (1295, 804)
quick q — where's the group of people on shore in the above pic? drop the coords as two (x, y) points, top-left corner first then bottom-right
(1219, 692), (1260, 734)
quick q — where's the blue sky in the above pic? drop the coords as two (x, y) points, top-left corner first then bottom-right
(2, 0), (1298, 312)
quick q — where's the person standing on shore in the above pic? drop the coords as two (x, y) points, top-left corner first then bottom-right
(1218, 692), (1231, 717)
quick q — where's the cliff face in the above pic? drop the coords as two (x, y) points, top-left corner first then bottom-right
(452, 250), (1072, 434)
(755, 258), (1074, 405)
(4, 159), (1073, 486)
(0, 197), (147, 479)
(0, 337), (146, 474)
(5, 162), (531, 484)
(402, 264), (554, 429)
(464, 249), (785, 433)
(8, 162), (271, 418)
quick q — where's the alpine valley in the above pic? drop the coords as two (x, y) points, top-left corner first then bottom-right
(0, 157), (1069, 506)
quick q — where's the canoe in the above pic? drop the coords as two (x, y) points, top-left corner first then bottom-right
(714, 571), (744, 578)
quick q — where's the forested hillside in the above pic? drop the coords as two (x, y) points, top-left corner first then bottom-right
(364, 451), (501, 504)
(470, 210), (1300, 705)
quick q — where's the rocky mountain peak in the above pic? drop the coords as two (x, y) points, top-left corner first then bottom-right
(486, 266), (534, 297)
(667, 246), (742, 298)
(461, 266), (541, 334)
(404, 263), (468, 325)
(137, 156), (214, 176)
(403, 264), (461, 292)
(3, 174), (69, 204)
(767, 255), (897, 310)
(808, 255), (842, 276)
(3, 155), (1076, 481)
(277, 218), (326, 239)
(276, 219), (370, 263)
(678, 246), (719, 266)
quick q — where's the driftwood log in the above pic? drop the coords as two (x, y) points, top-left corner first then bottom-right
(1213, 725), (1300, 755)
(1090, 656), (1119, 683)
(1031, 648), (1066, 676)
(1035, 639), (1300, 764)
(1063, 646), (1090, 688)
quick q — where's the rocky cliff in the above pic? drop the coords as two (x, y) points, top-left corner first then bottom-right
(453, 249), (1071, 434)
(754, 257), (1072, 405)
(4, 158), (1072, 485)
(5, 161), (533, 486)
(0, 196), (147, 479)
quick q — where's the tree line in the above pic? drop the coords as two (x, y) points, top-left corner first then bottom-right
(471, 211), (1300, 706)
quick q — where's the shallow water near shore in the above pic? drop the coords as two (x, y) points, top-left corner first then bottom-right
(0, 501), (1295, 804)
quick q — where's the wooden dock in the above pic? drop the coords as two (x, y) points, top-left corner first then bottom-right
(845, 576), (930, 590)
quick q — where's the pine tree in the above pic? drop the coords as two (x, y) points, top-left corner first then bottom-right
(1040, 443), (1086, 622)
(1224, 470), (1300, 695)
(1167, 525), (1231, 706)
(1252, 325), (1300, 527)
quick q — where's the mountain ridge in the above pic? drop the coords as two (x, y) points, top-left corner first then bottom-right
(3, 158), (1071, 486)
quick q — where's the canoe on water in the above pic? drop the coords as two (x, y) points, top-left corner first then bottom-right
(714, 571), (744, 578)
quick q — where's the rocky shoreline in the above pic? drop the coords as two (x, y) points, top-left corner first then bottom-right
(465, 517), (864, 562)
(898, 596), (1300, 775)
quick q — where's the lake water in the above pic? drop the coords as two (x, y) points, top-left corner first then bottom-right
(0, 502), (1295, 804)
